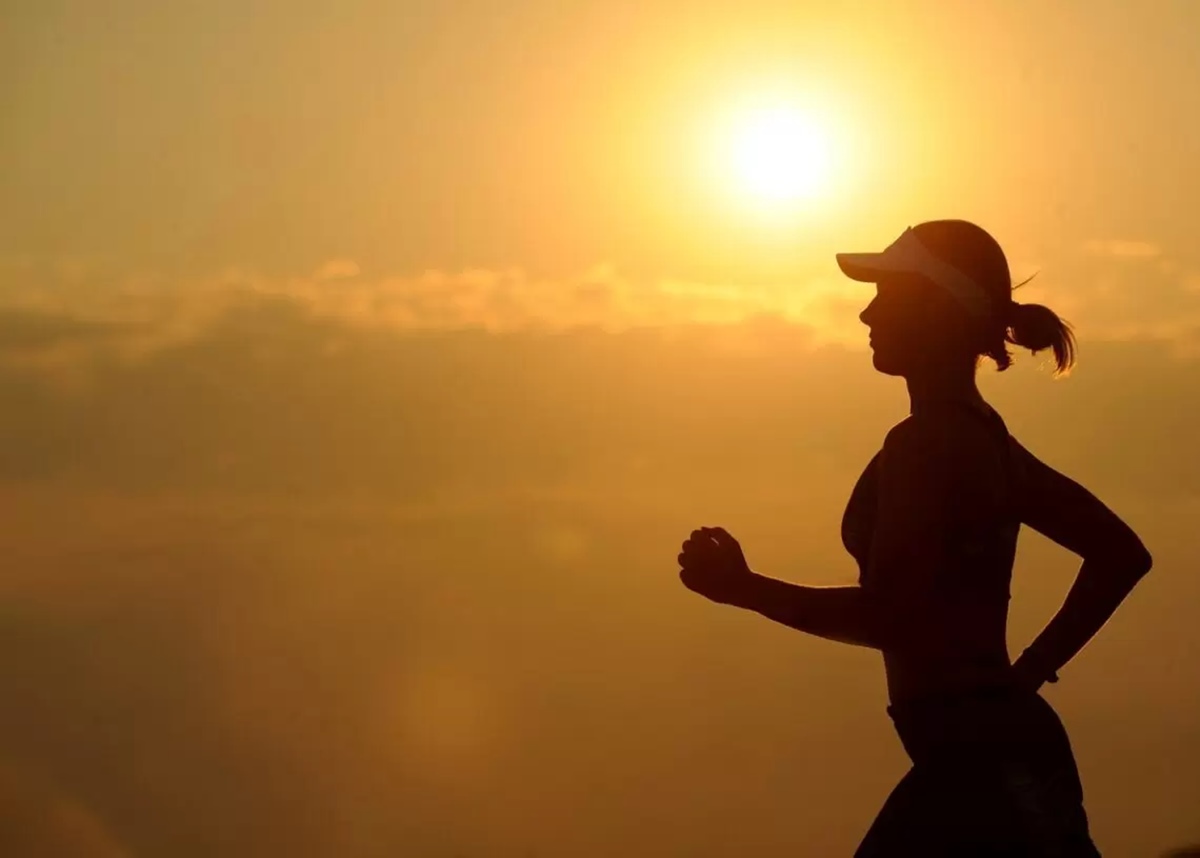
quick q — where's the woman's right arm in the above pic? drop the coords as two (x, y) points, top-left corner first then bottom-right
(728, 576), (884, 649)
(1011, 441), (1153, 686)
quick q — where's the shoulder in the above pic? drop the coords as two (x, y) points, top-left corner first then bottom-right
(878, 408), (1004, 492)
(881, 408), (990, 462)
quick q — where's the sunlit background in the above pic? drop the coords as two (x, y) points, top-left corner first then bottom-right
(2, 1), (1200, 856)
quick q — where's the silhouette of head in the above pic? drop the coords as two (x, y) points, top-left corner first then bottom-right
(836, 220), (1076, 379)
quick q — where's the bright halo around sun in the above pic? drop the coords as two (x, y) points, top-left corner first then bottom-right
(724, 101), (836, 210)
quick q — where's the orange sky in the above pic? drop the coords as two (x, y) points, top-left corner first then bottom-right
(2, 2), (1200, 856)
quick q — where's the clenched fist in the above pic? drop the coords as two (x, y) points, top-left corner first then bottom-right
(678, 526), (754, 605)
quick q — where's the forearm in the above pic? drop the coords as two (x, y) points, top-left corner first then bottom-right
(727, 573), (884, 649)
(1017, 555), (1152, 682)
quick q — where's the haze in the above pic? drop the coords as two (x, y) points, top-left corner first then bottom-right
(2, 1), (1199, 856)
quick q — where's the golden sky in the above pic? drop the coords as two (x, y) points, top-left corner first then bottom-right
(2, 2), (1200, 856)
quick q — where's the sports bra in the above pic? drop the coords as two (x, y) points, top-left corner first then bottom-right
(841, 402), (1021, 597)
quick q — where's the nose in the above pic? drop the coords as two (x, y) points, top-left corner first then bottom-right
(859, 297), (877, 327)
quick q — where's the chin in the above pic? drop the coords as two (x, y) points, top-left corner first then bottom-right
(870, 349), (907, 377)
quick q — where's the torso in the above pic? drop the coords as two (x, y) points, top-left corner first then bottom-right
(842, 401), (1023, 705)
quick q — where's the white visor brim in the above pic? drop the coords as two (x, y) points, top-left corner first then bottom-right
(836, 227), (991, 318)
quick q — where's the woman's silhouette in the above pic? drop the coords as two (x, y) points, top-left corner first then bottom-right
(677, 220), (1152, 856)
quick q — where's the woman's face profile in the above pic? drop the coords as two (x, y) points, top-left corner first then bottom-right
(859, 275), (969, 377)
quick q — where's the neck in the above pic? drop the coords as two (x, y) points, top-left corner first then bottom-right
(905, 361), (985, 414)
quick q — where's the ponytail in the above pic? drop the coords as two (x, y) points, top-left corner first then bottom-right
(1007, 301), (1076, 375)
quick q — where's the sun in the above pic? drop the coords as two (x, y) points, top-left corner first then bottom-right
(725, 102), (835, 208)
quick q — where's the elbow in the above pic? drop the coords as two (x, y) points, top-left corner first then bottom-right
(1129, 542), (1153, 579)
(1121, 530), (1153, 580)
(1094, 538), (1152, 584)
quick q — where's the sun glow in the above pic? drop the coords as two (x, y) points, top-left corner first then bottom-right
(722, 101), (837, 210)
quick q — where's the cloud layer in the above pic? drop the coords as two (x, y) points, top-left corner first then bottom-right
(5, 248), (1200, 378)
